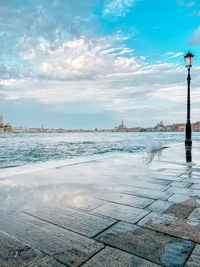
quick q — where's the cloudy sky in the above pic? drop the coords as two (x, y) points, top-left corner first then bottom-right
(0, 0), (200, 129)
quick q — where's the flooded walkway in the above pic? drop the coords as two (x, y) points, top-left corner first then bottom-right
(1, 142), (200, 266)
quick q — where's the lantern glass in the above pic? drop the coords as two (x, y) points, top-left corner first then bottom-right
(184, 52), (194, 69)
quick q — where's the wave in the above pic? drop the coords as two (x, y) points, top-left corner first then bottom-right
(147, 140), (163, 152)
(0, 153), (114, 178)
(0, 132), (200, 176)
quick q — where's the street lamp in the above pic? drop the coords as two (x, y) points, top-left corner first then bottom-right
(184, 51), (194, 146)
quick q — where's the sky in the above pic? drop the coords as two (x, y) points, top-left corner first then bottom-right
(0, 0), (200, 129)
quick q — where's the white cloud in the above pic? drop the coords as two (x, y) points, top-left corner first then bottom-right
(15, 35), (139, 82)
(189, 25), (200, 45)
(0, 0), (199, 128)
(0, 0), (198, 125)
(186, 1), (195, 7)
(166, 52), (184, 58)
(1, 34), (199, 117)
(172, 52), (184, 58)
(0, 0), (98, 57)
(104, 0), (137, 17)
(1, 38), (200, 126)
(176, 0), (196, 7)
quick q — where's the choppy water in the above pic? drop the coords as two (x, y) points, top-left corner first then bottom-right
(0, 132), (200, 176)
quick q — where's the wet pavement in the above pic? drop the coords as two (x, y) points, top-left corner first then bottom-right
(1, 142), (200, 266)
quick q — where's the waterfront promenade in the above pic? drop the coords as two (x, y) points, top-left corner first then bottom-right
(1, 142), (200, 266)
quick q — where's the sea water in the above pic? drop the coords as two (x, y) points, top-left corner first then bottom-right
(0, 132), (199, 177)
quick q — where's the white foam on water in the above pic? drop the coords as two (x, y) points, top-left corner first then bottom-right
(147, 139), (164, 152)
(1, 132), (199, 178)
(0, 154), (109, 178)
(0, 151), (135, 178)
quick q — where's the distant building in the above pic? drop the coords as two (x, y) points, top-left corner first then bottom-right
(128, 127), (142, 132)
(165, 125), (173, 132)
(145, 128), (154, 132)
(172, 124), (179, 132)
(0, 115), (3, 124)
(178, 124), (185, 132)
(0, 115), (3, 133)
(115, 120), (142, 132)
(171, 123), (185, 132)
(13, 127), (31, 133)
(192, 121), (200, 132)
(143, 122), (187, 132)
(4, 123), (13, 133)
(156, 121), (166, 132)
(115, 120), (127, 131)
(0, 115), (13, 133)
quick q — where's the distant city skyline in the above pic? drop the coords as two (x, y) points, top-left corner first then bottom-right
(0, 113), (193, 130)
(1, 114), (200, 133)
(1, 1), (200, 128)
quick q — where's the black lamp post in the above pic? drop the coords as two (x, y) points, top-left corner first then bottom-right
(184, 51), (194, 146)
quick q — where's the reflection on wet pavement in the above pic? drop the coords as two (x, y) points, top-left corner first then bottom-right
(1, 142), (200, 265)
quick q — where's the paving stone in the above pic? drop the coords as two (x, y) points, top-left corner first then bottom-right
(190, 175), (200, 179)
(170, 181), (192, 188)
(97, 192), (153, 208)
(121, 180), (168, 191)
(91, 202), (149, 223)
(185, 244), (200, 267)
(82, 246), (160, 267)
(95, 221), (194, 266)
(166, 187), (200, 197)
(146, 200), (193, 219)
(146, 200), (172, 213)
(118, 186), (172, 200)
(0, 230), (44, 267)
(161, 171), (182, 177)
(67, 198), (107, 211)
(149, 172), (182, 181)
(138, 212), (200, 243)
(183, 178), (200, 184)
(163, 202), (194, 219)
(187, 208), (200, 222)
(180, 175), (192, 179)
(0, 210), (104, 266)
(183, 197), (200, 208)
(190, 171), (200, 176)
(136, 177), (172, 185)
(23, 206), (116, 237)
(30, 256), (65, 266)
(168, 195), (200, 210)
(181, 174), (200, 180)
(167, 194), (196, 206)
(192, 173), (200, 177)
(190, 183), (200, 190)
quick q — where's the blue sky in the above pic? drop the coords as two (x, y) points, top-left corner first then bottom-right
(0, 0), (200, 129)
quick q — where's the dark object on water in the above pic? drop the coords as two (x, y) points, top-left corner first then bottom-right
(151, 146), (168, 153)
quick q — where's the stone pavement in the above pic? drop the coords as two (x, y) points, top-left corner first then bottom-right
(1, 141), (200, 266)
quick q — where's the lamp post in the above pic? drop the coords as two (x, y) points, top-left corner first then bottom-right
(184, 51), (194, 146)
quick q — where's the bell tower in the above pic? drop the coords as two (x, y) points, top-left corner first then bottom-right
(0, 115), (3, 124)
